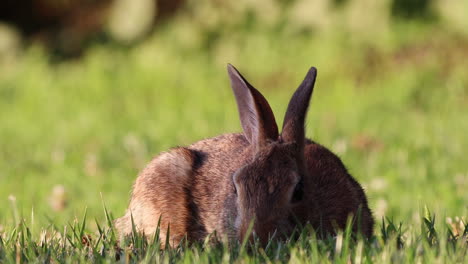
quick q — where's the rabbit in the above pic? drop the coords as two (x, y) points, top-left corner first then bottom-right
(115, 64), (374, 247)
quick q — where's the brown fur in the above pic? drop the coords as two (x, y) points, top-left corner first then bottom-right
(115, 147), (195, 246)
(115, 65), (374, 247)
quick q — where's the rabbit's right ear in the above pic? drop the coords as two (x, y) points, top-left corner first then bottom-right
(227, 64), (279, 150)
(281, 67), (317, 153)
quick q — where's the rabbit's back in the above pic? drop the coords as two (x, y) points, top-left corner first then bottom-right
(115, 133), (250, 245)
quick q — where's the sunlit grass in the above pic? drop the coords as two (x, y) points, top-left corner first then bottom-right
(0, 205), (466, 263)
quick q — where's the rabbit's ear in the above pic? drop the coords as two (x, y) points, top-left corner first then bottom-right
(227, 64), (279, 149)
(281, 67), (317, 151)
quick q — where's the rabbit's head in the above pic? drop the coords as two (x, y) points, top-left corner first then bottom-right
(227, 64), (317, 245)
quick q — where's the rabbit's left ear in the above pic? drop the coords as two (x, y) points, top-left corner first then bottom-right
(227, 64), (279, 150)
(281, 67), (317, 153)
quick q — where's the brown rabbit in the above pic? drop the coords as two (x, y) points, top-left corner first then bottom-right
(115, 64), (374, 246)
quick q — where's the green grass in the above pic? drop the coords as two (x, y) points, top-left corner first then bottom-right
(0, 206), (466, 263)
(0, 3), (468, 262)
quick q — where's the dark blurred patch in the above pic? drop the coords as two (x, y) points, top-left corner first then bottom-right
(0, 0), (184, 59)
(0, 0), (113, 57)
(391, 0), (437, 20)
(332, 0), (350, 8)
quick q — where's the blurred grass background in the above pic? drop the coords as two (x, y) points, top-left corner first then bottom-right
(0, 0), (467, 233)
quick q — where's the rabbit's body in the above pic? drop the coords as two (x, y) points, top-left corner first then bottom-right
(115, 134), (249, 245)
(116, 65), (373, 246)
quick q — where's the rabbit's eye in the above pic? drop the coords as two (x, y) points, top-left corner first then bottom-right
(291, 180), (304, 203)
